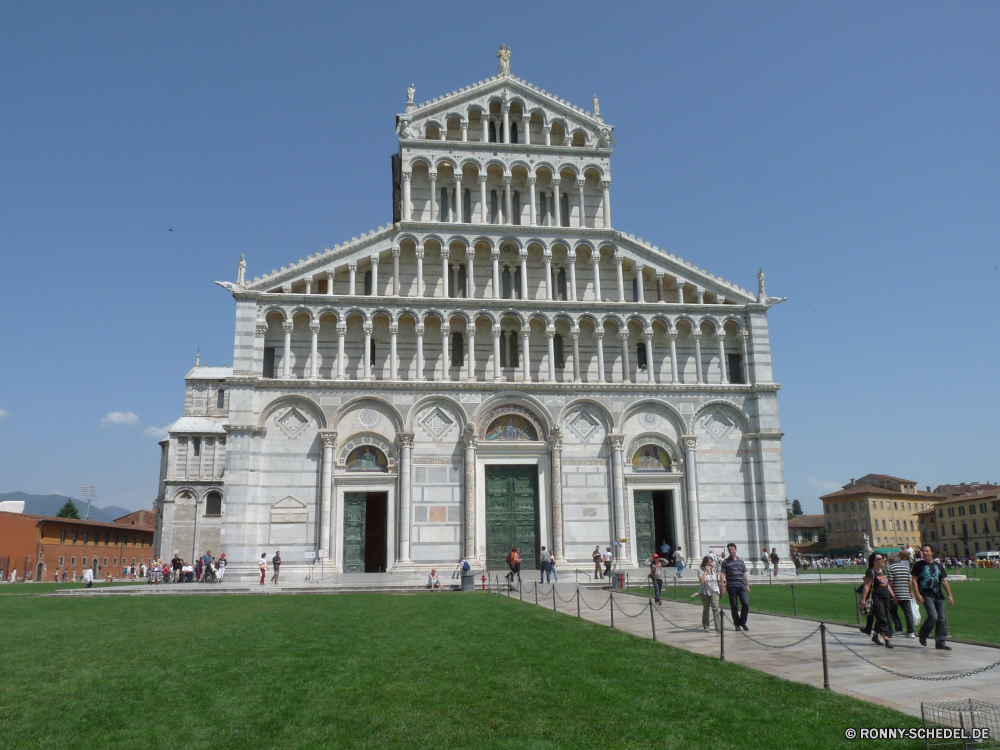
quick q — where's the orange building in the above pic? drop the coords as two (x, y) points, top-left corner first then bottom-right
(0, 510), (155, 582)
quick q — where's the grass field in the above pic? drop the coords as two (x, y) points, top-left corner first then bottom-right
(0, 581), (145, 595)
(0, 592), (928, 750)
(628, 578), (1000, 645)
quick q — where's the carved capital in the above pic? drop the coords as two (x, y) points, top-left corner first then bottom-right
(521, 329), (530, 340)
(389, 324), (398, 335)
(570, 331), (579, 340)
(362, 323), (373, 334)
(544, 329), (555, 339)
(577, 179), (586, 188)
(441, 325), (450, 335)
(391, 245), (400, 258)
(602, 180), (610, 190)
(398, 432), (415, 449)
(309, 325), (321, 334)
(490, 249), (500, 260)
(614, 254), (623, 266)
(681, 435), (698, 452)
(255, 323), (268, 336)
(608, 433), (624, 452)
(415, 246), (424, 259)
(502, 175), (512, 185)
(370, 255), (379, 265)
(319, 430), (338, 449)
(428, 171), (437, 180)
(548, 426), (563, 451)
(543, 124), (552, 132)
(282, 322), (294, 333)
(644, 328), (654, 338)
(462, 422), (478, 449)
(415, 325), (424, 336)
(492, 327), (502, 339)
(528, 176), (536, 185)
(542, 250), (552, 261)
(595, 331), (605, 340)
(347, 262), (357, 272)
(401, 172), (411, 183)
(618, 331), (629, 343)
(479, 174), (487, 184)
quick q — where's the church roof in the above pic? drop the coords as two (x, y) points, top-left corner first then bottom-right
(167, 417), (227, 434)
(185, 367), (233, 380)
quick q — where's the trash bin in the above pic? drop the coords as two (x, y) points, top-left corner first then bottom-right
(461, 573), (475, 592)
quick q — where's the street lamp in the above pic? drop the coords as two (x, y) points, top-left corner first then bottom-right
(80, 486), (96, 521)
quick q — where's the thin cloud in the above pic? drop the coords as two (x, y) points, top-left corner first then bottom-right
(0, 407), (8, 421)
(807, 477), (842, 493)
(101, 411), (140, 426)
(142, 426), (169, 439)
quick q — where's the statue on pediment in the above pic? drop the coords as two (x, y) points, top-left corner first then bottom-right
(497, 44), (511, 76)
(592, 95), (600, 118)
(757, 268), (766, 302)
(237, 254), (246, 286)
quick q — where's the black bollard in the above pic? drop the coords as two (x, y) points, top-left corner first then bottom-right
(535, 583), (538, 606)
(577, 588), (581, 618)
(552, 585), (557, 612)
(610, 592), (615, 629)
(519, 581), (523, 601)
(820, 622), (830, 690)
(649, 600), (657, 642)
(791, 584), (797, 617)
(854, 589), (860, 624)
(720, 611), (726, 662)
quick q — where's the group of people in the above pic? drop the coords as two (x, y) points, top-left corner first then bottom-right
(859, 544), (954, 651)
(163, 552), (227, 583)
(257, 552), (281, 584)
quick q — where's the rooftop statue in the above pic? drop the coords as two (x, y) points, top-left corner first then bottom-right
(497, 44), (511, 76)
(237, 254), (246, 287)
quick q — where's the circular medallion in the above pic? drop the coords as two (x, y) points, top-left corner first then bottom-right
(356, 408), (381, 429)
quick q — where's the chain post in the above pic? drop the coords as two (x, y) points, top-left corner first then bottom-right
(720, 610), (726, 661)
(519, 581), (523, 601)
(552, 585), (557, 612)
(791, 584), (797, 617)
(535, 583), (538, 606)
(577, 588), (581, 618)
(674, 577), (678, 600)
(854, 589), (860, 623)
(610, 592), (615, 629)
(649, 600), (657, 642)
(820, 622), (830, 690)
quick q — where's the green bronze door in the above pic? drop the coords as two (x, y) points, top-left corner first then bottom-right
(343, 492), (366, 573)
(486, 465), (539, 571)
(633, 490), (655, 562)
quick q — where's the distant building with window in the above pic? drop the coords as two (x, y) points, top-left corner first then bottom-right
(0, 511), (154, 582)
(917, 486), (1000, 557)
(154, 48), (791, 581)
(787, 514), (824, 548)
(819, 475), (944, 555)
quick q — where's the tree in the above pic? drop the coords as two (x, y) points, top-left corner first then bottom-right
(55, 500), (80, 519)
(792, 499), (804, 516)
(818, 526), (827, 542)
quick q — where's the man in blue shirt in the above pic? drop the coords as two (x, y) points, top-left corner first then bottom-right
(720, 543), (751, 631)
(199, 550), (213, 581)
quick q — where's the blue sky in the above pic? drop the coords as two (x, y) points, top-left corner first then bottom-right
(1, 3), (998, 512)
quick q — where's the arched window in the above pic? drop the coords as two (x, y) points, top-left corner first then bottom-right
(637, 342), (648, 370)
(538, 194), (547, 225)
(553, 334), (565, 369)
(451, 332), (464, 367)
(512, 192), (520, 225)
(560, 193), (570, 227)
(457, 264), (467, 298)
(364, 271), (372, 295)
(502, 267), (512, 299)
(513, 267), (522, 299)
(440, 188), (449, 222)
(489, 121), (497, 143)
(490, 190), (499, 223)
(216, 388), (225, 408)
(556, 268), (567, 301)
(463, 189), (471, 223)
(510, 122), (518, 144)
(369, 341), (376, 368)
(205, 492), (222, 517)
(632, 277), (638, 301)
(510, 333), (519, 368)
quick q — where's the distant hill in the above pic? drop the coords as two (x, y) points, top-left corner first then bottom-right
(0, 492), (135, 523)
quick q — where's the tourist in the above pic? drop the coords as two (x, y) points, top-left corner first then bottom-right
(549, 557), (559, 582)
(646, 554), (665, 604)
(887, 551), (916, 638)
(195, 558), (203, 582)
(698, 555), (721, 632)
(258, 553), (268, 586)
(201, 550), (213, 581)
(720, 543), (750, 631)
(171, 555), (182, 583)
(770, 548), (780, 576)
(82, 566), (94, 589)
(673, 546), (684, 577)
(659, 540), (671, 560)
(860, 553), (896, 648)
(506, 548), (517, 585)
(912, 544), (954, 650)
(217, 553), (227, 582)
(539, 546), (552, 583)
(593, 546), (604, 579)
(512, 548), (522, 584)
(427, 568), (442, 591)
(761, 551), (770, 575)
(9, 568), (16, 584)
(603, 547), (613, 580)
(271, 551), (282, 584)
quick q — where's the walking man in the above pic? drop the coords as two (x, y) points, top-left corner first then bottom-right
(271, 551), (281, 584)
(258, 553), (268, 586)
(593, 546), (604, 579)
(720, 543), (750, 631)
(539, 546), (552, 584)
(603, 547), (613, 581)
(887, 550), (915, 637)
(673, 546), (684, 577)
(646, 554), (665, 604)
(912, 544), (954, 650)
(200, 550), (213, 582)
(770, 548), (780, 576)
(82, 565), (94, 589)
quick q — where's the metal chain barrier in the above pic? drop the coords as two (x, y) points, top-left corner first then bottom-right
(718, 610), (822, 649)
(827, 629), (1000, 681)
(611, 596), (649, 618)
(653, 605), (710, 632)
(554, 588), (578, 604)
(951, 602), (994, 620)
(578, 592), (611, 611)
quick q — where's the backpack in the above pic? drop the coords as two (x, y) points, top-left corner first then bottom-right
(461, 560), (471, 574)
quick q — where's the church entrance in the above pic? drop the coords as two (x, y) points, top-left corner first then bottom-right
(343, 492), (388, 573)
(485, 465), (539, 571)
(633, 490), (675, 562)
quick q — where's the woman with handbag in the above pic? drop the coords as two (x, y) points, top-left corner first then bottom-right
(860, 552), (898, 648)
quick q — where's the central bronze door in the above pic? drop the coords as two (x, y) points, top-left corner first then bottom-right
(486, 465), (539, 571)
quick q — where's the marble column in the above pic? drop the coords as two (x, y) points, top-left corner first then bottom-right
(363, 323), (372, 380)
(615, 254), (625, 301)
(693, 333), (704, 383)
(455, 175), (463, 221)
(677, 282), (685, 304)
(348, 263), (356, 296)
(740, 331), (752, 384)
(392, 246), (400, 296)
(415, 245), (424, 297)
(521, 330), (531, 382)
(528, 177), (537, 226)
(441, 324), (450, 381)
(549, 427), (565, 562)
(635, 265), (645, 303)
(370, 257), (379, 297)
(543, 252), (553, 300)
(304, 278), (312, 295)
(553, 179), (562, 227)
(466, 327), (476, 381)
(492, 327), (502, 381)
(397, 433), (414, 563)
(668, 332), (679, 383)
(521, 115), (530, 145)
(465, 248), (475, 298)
(595, 331), (605, 383)
(568, 252), (577, 301)
(460, 119), (468, 142)
(389, 324), (398, 380)
(545, 330), (556, 381)
(502, 104), (510, 144)
(644, 329), (656, 384)
(481, 116), (488, 143)
(326, 271), (335, 296)
(503, 177), (512, 225)
(655, 272), (664, 302)
(336, 325), (346, 379)
(309, 324), (320, 379)
(602, 181), (611, 227)
(442, 251), (449, 298)
(319, 430), (337, 558)
(619, 331), (630, 383)
(415, 325), (425, 381)
(592, 253), (602, 301)
(609, 434), (626, 547)
(491, 250), (500, 299)
(696, 287), (705, 304)
(519, 252), (528, 300)
(282, 321), (293, 378)
(717, 332), (728, 383)
(401, 173), (411, 221)
(463, 425), (477, 559)
(429, 172), (437, 222)
(571, 331), (581, 382)
(543, 124), (551, 146)
(577, 179), (586, 228)
(479, 175), (487, 224)
(682, 436), (701, 560)
(448, 187), (456, 223)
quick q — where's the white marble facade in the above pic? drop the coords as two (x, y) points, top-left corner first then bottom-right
(154, 51), (791, 581)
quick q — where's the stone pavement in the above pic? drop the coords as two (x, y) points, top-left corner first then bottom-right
(504, 582), (1000, 719)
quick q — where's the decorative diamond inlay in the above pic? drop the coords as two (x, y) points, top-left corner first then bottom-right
(419, 407), (454, 440)
(702, 410), (735, 442)
(568, 410), (599, 441)
(277, 407), (309, 439)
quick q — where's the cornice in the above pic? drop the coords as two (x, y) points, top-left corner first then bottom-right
(241, 378), (780, 395)
(400, 140), (612, 160)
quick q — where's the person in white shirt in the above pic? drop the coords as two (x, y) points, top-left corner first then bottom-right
(10, 569), (16, 584)
(82, 567), (94, 588)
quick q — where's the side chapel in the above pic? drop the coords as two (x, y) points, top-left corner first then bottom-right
(153, 48), (791, 580)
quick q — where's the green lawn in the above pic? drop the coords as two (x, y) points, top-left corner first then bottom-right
(0, 592), (926, 750)
(628, 579), (1000, 645)
(0, 581), (145, 595)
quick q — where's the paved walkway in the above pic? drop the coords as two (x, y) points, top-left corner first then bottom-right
(505, 582), (1000, 719)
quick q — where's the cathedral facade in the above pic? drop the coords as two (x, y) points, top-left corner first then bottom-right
(153, 51), (790, 581)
